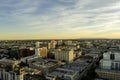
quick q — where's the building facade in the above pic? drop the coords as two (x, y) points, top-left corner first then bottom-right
(96, 51), (120, 80)
(40, 47), (47, 58)
(54, 49), (74, 63)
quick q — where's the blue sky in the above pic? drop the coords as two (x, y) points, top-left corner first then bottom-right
(0, 0), (120, 40)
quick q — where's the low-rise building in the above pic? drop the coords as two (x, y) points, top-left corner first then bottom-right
(0, 58), (19, 69)
(46, 58), (93, 80)
(46, 68), (79, 80)
(24, 67), (41, 75)
(28, 58), (61, 74)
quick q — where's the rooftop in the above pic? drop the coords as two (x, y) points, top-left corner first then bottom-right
(47, 67), (78, 77)
(0, 58), (19, 66)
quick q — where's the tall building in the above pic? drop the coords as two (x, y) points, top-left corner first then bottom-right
(48, 40), (56, 49)
(54, 49), (74, 63)
(48, 43), (51, 49)
(40, 47), (47, 58)
(35, 42), (40, 48)
(35, 47), (47, 58)
(35, 48), (40, 56)
(35, 41), (41, 57)
(96, 51), (120, 80)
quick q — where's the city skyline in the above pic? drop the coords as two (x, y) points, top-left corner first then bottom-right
(0, 0), (120, 40)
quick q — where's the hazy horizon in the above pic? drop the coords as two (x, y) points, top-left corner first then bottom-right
(0, 0), (120, 40)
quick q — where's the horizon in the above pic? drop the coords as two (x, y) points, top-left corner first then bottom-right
(0, 38), (120, 41)
(0, 0), (120, 40)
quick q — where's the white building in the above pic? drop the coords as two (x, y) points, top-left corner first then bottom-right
(54, 49), (74, 63)
(35, 41), (40, 48)
(100, 51), (120, 70)
(96, 51), (120, 80)
(35, 48), (41, 56)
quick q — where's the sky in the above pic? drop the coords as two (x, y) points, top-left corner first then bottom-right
(0, 0), (120, 40)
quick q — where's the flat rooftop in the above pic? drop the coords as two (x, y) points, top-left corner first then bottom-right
(48, 68), (78, 76)
(30, 59), (59, 68)
(0, 58), (19, 66)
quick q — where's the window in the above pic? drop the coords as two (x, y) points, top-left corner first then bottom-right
(110, 54), (115, 60)
(114, 62), (119, 70)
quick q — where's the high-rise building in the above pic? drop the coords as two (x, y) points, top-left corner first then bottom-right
(35, 42), (40, 48)
(40, 47), (47, 58)
(48, 43), (51, 49)
(48, 40), (56, 49)
(35, 48), (40, 56)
